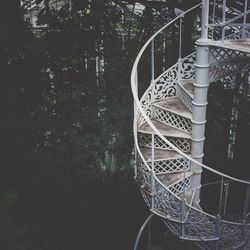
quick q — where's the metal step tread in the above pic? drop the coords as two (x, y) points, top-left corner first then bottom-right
(179, 79), (194, 96)
(138, 119), (191, 139)
(209, 38), (250, 53)
(157, 171), (192, 187)
(153, 97), (192, 119)
(140, 146), (184, 162)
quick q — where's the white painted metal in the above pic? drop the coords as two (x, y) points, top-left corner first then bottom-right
(190, 38), (210, 204)
(131, 1), (250, 249)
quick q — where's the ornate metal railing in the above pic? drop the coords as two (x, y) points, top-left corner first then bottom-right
(131, 0), (250, 246)
(209, 0), (250, 41)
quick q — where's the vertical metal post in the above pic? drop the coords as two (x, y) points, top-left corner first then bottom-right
(179, 16), (183, 60)
(215, 215), (221, 249)
(151, 133), (155, 211)
(190, 0), (211, 203)
(134, 70), (139, 178)
(181, 197), (185, 238)
(212, 0), (216, 39)
(151, 39), (156, 114)
(180, 167), (186, 238)
(151, 39), (155, 82)
(191, 32), (210, 204)
(134, 146), (138, 179)
(243, 185), (250, 219)
(134, 69), (138, 112)
(223, 181), (229, 215)
(218, 177), (224, 216)
(201, 0), (210, 40)
(222, 0), (226, 42)
(244, 0), (248, 25)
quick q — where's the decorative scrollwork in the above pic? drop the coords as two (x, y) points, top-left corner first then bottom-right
(154, 63), (178, 101)
(154, 180), (183, 220)
(138, 87), (153, 127)
(178, 53), (196, 80)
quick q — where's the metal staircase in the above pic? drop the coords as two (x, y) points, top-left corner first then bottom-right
(131, 1), (250, 249)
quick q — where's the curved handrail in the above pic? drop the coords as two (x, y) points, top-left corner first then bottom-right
(131, 3), (250, 186)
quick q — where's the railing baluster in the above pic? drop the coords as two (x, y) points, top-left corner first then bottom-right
(180, 162), (187, 238)
(134, 69), (138, 121)
(151, 39), (155, 82)
(243, 184), (250, 219)
(134, 146), (138, 179)
(244, 0), (248, 25)
(151, 39), (155, 106)
(133, 68), (139, 181)
(223, 180), (229, 216)
(215, 215), (221, 249)
(151, 133), (155, 211)
(222, 0), (227, 42)
(201, 0), (209, 39)
(218, 176), (224, 216)
(179, 16), (182, 59)
(212, 0), (216, 39)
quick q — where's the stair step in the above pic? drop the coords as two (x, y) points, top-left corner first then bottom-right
(157, 171), (192, 187)
(138, 119), (191, 139)
(209, 38), (250, 53)
(140, 147), (183, 162)
(179, 80), (194, 96)
(153, 97), (192, 120)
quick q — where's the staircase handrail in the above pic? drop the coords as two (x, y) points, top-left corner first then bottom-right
(209, 9), (250, 28)
(131, 2), (250, 190)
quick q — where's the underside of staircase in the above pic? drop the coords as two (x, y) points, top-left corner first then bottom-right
(132, 1), (250, 249)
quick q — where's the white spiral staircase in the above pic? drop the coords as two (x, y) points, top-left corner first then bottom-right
(131, 1), (250, 249)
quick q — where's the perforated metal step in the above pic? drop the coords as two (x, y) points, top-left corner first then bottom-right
(153, 97), (192, 120)
(140, 146), (183, 162)
(209, 38), (250, 53)
(179, 80), (194, 96)
(157, 171), (193, 187)
(152, 97), (192, 133)
(138, 119), (191, 139)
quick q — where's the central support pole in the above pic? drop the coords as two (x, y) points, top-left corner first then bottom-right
(190, 0), (210, 204)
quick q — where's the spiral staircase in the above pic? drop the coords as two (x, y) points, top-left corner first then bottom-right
(131, 1), (250, 249)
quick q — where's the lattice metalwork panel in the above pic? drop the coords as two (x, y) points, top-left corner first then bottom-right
(136, 157), (151, 189)
(138, 53), (196, 127)
(210, 47), (250, 83)
(218, 222), (245, 250)
(154, 180), (183, 220)
(154, 107), (191, 133)
(176, 83), (193, 111)
(141, 189), (151, 208)
(153, 53), (196, 102)
(184, 208), (218, 240)
(138, 133), (190, 153)
(162, 219), (181, 236)
(148, 158), (189, 175)
(168, 176), (191, 196)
